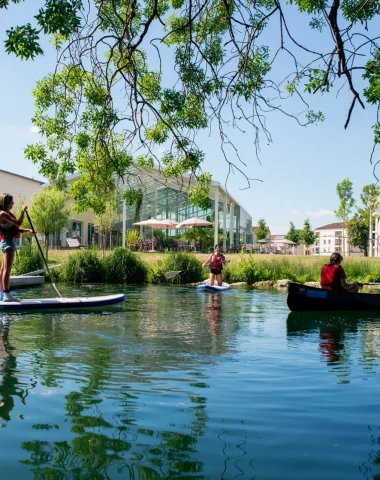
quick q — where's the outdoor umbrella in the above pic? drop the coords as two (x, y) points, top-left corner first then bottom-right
(256, 239), (274, 244)
(272, 239), (296, 245)
(176, 217), (214, 229)
(158, 219), (179, 228)
(272, 238), (296, 254)
(256, 238), (274, 253)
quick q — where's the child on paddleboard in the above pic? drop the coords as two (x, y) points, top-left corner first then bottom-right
(0, 193), (34, 302)
(202, 244), (230, 287)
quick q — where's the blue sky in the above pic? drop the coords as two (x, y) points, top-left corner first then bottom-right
(0, 1), (378, 234)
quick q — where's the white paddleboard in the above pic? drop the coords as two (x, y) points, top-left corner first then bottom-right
(0, 294), (125, 312)
(196, 280), (230, 292)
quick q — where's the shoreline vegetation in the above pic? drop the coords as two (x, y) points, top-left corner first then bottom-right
(13, 246), (380, 288)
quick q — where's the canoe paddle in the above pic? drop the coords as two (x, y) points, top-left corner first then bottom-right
(21, 264), (63, 276)
(25, 209), (62, 298)
(165, 261), (229, 280)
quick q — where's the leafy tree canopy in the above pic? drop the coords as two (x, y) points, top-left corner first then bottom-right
(335, 178), (355, 224)
(255, 218), (268, 241)
(3, 0), (380, 211)
(29, 186), (71, 260)
(285, 221), (300, 245)
(347, 212), (369, 256)
(359, 183), (380, 218)
(300, 218), (315, 249)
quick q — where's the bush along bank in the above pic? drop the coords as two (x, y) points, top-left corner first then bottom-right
(148, 251), (204, 284)
(28, 250), (380, 286)
(48, 248), (147, 284)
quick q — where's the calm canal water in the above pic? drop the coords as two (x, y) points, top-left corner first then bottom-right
(1, 284), (380, 479)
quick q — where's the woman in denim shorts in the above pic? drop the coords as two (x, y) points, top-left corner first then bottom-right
(0, 194), (34, 302)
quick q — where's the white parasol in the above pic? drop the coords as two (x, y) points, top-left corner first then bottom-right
(176, 217), (214, 229)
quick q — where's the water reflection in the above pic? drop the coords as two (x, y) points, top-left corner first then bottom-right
(206, 293), (223, 336)
(0, 318), (36, 423)
(286, 312), (380, 373)
(6, 285), (380, 479)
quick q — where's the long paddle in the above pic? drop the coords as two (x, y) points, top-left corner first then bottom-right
(165, 261), (229, 280)
(21, 264), (63, 276)
(25, 210), (62, 298)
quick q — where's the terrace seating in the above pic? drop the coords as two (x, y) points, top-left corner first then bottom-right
(66, 238), (82, 249)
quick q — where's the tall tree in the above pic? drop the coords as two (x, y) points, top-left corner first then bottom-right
(29, 187), (71, 260)
(256, 219), (268, 242)
(13, 193), (34, 247)
(300, 219), (316, 255)
(347, 213), (369, 256)
(94, 203), (118, 252)
(2, 0), (378, 212)
(335, 179), (355, 255)
(285, 222), (300, 245)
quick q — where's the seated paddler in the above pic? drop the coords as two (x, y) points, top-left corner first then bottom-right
(320, 252), (362, 293)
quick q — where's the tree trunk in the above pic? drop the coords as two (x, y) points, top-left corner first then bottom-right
(369, 210), (373, 257)
(45, 234), (49, 262)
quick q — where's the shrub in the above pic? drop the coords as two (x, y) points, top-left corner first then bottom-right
(12, 242), (44, 275)
(104, 247), (147, 283)
(63, 249), (105, 283)
(148, 252), (203, 284)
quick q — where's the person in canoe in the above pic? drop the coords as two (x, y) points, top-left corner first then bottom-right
(320, 253), (362, 293)
(0, 193), (34, 302)
(202, 244), (230, 286)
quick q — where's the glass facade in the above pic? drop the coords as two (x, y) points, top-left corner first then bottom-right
(115, 183), (252, 248)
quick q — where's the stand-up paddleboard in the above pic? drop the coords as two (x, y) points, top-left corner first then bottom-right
(196, 280), (230, 292)
(0, 294), (125, 312)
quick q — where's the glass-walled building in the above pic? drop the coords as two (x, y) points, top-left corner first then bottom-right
(116, 166), (253, 251)
(47, 166), (252, 250)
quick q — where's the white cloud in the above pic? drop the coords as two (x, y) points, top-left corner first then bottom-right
(30, 125), (40, 134)
(269, 225), (289, 234)
(306, 209), (334, 219)
(288, 209), (300, 215)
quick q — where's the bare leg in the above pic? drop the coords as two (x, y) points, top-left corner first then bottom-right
(216, 273), (223, 286)
(209, 273), (215, 285)
(0, 254), (4, 291)
(1, 249), (15, 291)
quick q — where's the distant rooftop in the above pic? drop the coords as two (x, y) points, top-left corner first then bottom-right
(315, 222), (345, 230)
(0, 169), (45, 185)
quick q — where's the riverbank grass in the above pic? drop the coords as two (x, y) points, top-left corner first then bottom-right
(39, 250), (380, 284)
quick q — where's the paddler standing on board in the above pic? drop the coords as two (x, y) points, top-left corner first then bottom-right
(202, 244), (230, 287)
(0, 193), (34, 302)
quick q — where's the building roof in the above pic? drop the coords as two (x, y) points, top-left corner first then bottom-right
(270, 234), (285, 240)
(0, 169), (45, 185)
(66, 165), (252, 219)
(252, 225), (270, 232)
(315, 222), (345, 230)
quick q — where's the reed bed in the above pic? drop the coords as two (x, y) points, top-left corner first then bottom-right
(29, 250), (380, 285)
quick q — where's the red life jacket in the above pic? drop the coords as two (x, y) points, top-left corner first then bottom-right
(210, 254), (224, 273)
(0, 212), (20, 240)
(320, 264), (345, 291)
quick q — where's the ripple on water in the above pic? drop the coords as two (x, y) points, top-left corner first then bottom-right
(1, 285), (380, 479)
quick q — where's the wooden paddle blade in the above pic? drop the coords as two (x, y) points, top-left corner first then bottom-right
(165, 271), (182, 280)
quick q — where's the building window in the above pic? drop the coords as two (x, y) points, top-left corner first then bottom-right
(67, 221), (82, 243)
(324, 240), (326, 245)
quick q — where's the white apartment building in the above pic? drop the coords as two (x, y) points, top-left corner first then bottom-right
(313, 222), (363, 256)
(372, 203), (380, 257)
(0, 169), (45, 204)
